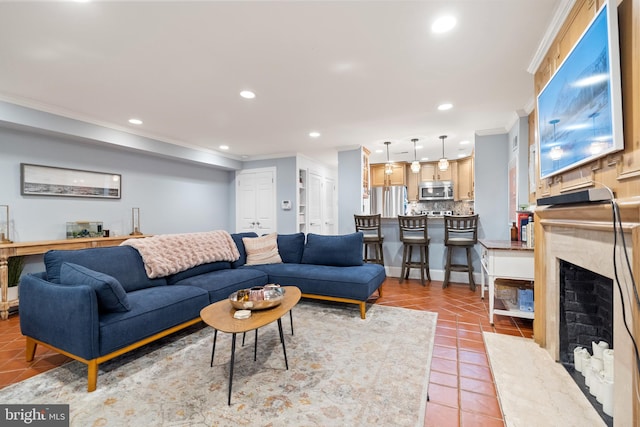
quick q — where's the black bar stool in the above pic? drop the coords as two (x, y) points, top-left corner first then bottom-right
(398, 215), (431, 285)
(354, 214), (384, 265)
(443, 214), (478, 291)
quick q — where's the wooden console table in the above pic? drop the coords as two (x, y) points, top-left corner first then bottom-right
(0, 235), (148, 320)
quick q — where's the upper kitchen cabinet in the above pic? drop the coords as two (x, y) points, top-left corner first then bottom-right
(455, 157), (474, 200)
(371, 164), (405, 186)
(420, 162), (453, 182)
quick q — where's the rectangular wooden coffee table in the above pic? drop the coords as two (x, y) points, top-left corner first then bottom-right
(200, 286), (301, 405)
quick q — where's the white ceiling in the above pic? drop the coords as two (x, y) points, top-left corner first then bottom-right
(0, 0), (563, 167)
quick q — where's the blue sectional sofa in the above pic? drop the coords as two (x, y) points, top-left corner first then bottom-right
(19, 231), (385, 391)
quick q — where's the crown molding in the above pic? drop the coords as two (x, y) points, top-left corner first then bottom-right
(527, 0), (577, 74)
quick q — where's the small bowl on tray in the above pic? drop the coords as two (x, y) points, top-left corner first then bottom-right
(229, 285), (284, 310)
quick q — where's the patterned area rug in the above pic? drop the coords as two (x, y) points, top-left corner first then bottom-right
(484, 332), (605, 427)
(2, 301), (437, 426)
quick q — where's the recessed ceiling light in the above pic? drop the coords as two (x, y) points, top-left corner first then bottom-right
(309, 131), (321, 138)
(460, 140), (470, 145)
(437, 103), (453, 111)
(421, 157), (429, 161)
(457, 153), (466, 158)
(416, 145), (423, 150)
(240, 90), (255, 99)
(375, 149), (383, 153)
(128, 118), (143, 125)
(432, 15), (457, 33)
(219, 145), (229, 150)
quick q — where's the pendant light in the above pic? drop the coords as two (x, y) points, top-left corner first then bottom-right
(438, 135), (449, 172)
(384, 141), (393, 175)
(410, 138), (421, 173)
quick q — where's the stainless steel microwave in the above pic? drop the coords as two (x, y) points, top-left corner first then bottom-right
(419, 181), (453, 201)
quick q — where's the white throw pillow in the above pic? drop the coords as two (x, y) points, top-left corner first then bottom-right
(243, 233), (283, 265)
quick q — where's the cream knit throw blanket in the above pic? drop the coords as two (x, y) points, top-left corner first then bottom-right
(121, 230), (240, 278)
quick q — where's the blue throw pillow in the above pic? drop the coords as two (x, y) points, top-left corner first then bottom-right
(301, 232), (364, 267)
(277, 233), (305, 263)
(60, 262), (131, 312)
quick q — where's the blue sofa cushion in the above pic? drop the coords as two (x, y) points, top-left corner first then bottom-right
(301, 232), (364, 267)
(60, 262), (131, 313)
(45, 246), (166, 292)
(277, 233), (305, 264)
(173, 268), (268, 303)
(230, 232), (259, 268)
(248, 263), (385, 301)
(166, 261), (231, 285)
(98, 285), (209, 355)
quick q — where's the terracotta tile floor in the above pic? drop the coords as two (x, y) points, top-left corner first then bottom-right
(0, 277), (533, 426)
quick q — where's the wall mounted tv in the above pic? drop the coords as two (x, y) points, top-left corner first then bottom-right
(537, 0), (623, 180)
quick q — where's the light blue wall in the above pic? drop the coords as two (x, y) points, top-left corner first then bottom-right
(475, 133), (509, 241)
(0, 127), (233, 240)
(240, 157), (297, 234)
(0, 126), (233, 273)
(337, 148), (362, 234)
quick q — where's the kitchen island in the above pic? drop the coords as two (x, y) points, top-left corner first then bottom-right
(379, 216), (481, 285)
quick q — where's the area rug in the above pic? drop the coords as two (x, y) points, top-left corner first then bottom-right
(484, 332), (605, 427)
(1, 301), (437, 426)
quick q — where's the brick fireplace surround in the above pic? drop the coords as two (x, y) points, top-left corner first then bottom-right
(535, 199), (640, 426)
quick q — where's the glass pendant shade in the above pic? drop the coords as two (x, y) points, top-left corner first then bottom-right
(410, 138), (420, 173)
(385, 162), (393, 175)
(384, 141), (393, 174)
(437, 135), (449, 171)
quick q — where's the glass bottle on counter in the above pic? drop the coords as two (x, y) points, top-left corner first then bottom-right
(510, 222), (518, 242)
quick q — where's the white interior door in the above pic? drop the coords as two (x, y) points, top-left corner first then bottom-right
(323, 177), (336, 234)
(307, 172), (323, 234)
(236, 168), (276, 234)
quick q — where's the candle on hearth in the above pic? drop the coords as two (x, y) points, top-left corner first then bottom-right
(574, 347), (585, 372)
(581, 352), (591, 379)
(589, 360), (603, 396)
(602, 379), (614, 417)
(602, 349), (614, 381)
(592, 340), (609, 359)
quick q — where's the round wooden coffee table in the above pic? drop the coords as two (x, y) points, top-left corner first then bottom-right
(200, 286), (301, 405)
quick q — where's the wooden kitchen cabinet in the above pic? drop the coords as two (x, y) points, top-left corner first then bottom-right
(420, 162), (452, 182)
(456, 157), (474, 200)
(371, 164), (405, 186)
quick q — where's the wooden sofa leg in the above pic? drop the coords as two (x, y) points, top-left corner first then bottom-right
(359, 302), (366, 319)
(25, 337), (37, 362)
(87, 360), (98, 392)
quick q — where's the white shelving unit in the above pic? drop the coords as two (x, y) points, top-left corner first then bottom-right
(298, 169), (307, 233)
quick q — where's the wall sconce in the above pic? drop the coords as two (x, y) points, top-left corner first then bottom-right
(438, 135), (449, 172)
(130, 208), (143, 236)
(0, 205), (12, 243)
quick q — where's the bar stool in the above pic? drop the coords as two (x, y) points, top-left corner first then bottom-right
(398, 215), (431, 285)
(354, 214), (384, 265)
(443, 214), (478, 291)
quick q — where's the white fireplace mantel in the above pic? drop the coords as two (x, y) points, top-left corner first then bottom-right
(535, 199), (640, 426)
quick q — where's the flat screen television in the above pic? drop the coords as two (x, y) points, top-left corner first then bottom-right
(537, 0), (623, 180)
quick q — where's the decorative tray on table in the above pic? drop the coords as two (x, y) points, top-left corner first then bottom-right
(229, 285), (285, 310)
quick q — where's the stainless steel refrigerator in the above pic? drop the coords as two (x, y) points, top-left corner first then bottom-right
(370, 186), (407, 217)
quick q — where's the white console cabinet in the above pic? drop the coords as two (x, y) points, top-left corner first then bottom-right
(479, 240), (534, 325)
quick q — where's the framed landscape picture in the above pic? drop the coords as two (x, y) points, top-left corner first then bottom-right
(21, 163), (121, 199)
